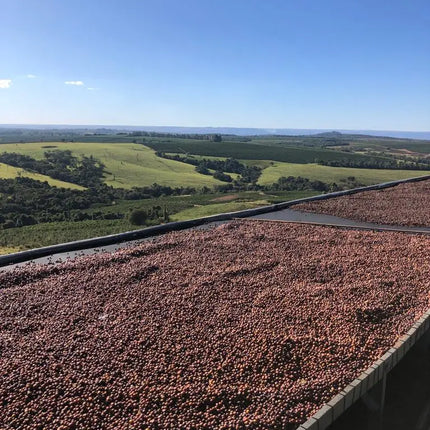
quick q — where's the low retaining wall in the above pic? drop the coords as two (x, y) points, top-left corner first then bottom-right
(297, 309), (430, 430)
(1, 174), (429, 268)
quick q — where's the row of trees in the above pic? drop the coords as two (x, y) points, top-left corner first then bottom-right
(157, 153), (262, 184)
(317, 157), (430, 170)
(211, 175), (358, 194)
(124, 131), (222, 142)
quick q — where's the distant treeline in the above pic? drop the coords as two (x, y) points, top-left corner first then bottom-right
(213, 175), (359, 194)
(122, 131), (223, 142)
(317, 157), (430, 170)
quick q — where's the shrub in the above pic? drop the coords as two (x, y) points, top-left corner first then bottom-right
(129, 209), (148, 226)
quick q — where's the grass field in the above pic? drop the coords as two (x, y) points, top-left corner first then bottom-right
(0, 219), (133, 251)
(87, 191), (319, 218)
(0, 162), (85, 189)
(0, 246), (23, 255)
(0, 142), (223, 189)
(258, 162), (429, 185)
(170, 200), (270, 221)
(1, 141), (423, 191)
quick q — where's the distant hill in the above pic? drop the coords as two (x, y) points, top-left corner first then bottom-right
(1, 124), (429, 140)
(311, 131), (344, 138)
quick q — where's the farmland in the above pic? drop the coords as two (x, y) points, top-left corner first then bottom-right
(0, 141), (427, 191)
(144, 139), (377, 163)
(0, 142), (222, 189)
(257, 162), (429, 186)
(0, 130), (429, 253)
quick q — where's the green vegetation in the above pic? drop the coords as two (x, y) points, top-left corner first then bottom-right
(0, 246), (23, 255)
(0, 162), (84, 189)
(171, 200), (269, 221)
(0, 129), (429, 255)
(158, 153), (262, 184)
(258, 162), (429, 186)
(0, 150), (105, 187)
(144, 139), (374, 164)
(0, 219), (133, 252)
(0, 190), (318, 251)
(0, 177), (200, 229)
(0, 142), (223, 189)
(318, 156), (430, 170)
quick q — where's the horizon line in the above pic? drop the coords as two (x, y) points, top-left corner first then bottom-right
(0, 123), (429, 134)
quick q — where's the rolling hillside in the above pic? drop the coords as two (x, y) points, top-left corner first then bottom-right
(0, 142), (223, 188)
(0, 162), (84, 189)
(0, 141), (426, 190)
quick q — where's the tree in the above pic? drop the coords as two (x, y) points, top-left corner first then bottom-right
(209, 134), (222, 142)
(129, 209), (148, 226)
(213, 171), (232, 182)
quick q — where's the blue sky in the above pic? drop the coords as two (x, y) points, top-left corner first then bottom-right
(1, 0), (429, 130)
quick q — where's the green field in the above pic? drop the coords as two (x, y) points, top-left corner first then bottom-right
(170, 200), (270, 221)
(163, 154), (429, 186)
(1, 141), (426, 191)
(0, 142), (223, 189)
(258, 162), (429, 185)
(0, 219), (132, 252)
(0, 246), (22, 255)
(0, 162), (84, 189)
(1, 135), (429, 255)
(145, 139), (376, 163)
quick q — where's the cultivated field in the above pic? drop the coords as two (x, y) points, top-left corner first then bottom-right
(144, 139), (376, 164)
(0, 141), (428, 191)
(295, 178), (430, 227)
(1, 221), (429, 429)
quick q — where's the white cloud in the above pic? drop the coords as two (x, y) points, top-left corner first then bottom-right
(65, 80), (84, 86)
(0, 79), (12, 89)
(87, 87), (98, 91)
(27, 74), (36, 78)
